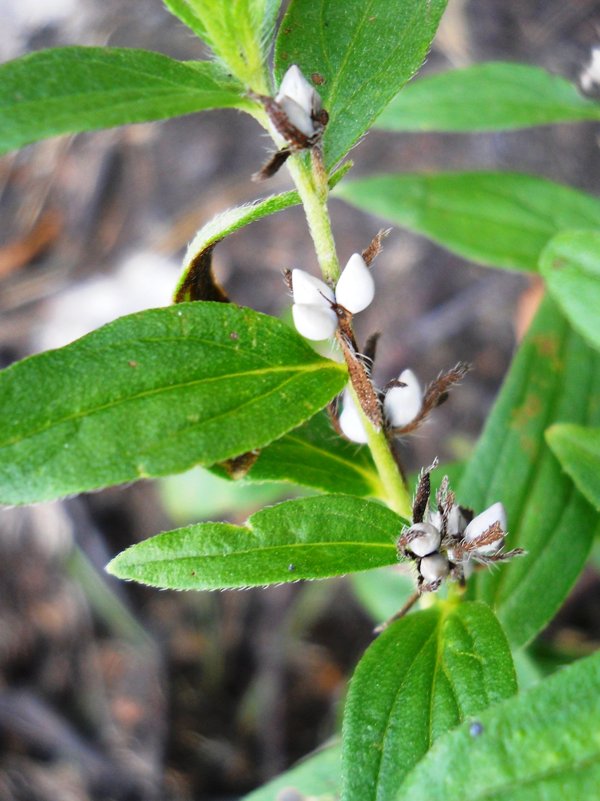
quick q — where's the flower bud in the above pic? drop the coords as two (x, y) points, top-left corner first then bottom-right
(275, 65), (322, 138)
(292, 303), (337, 341)
(338, 388), (369, 444)
(463, 501), (506, 555)
(335, 253), (375, 314)
(419, 553), (450, 584)
(404, 522), (441, 557)
(383, 369), (422, 427)
(291, 268), (335, 306)
(581, 47), (600, 92)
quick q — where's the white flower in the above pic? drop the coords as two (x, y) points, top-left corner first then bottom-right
(338, 387), (369, 444)
(403, 521), (441, 557)
(463, 502), (507, 556)
(335, 253), (375, 314)
(581, 47), (600, 92)
(419, 553), (450, 585)
(290, 254), (375, 341)
(383, 369), (422, 427)
(275, 65), (322, 138)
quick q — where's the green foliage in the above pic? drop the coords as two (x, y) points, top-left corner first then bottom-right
(376, 62), (600, 132)
(335, 172), (600, 271)
(547, 424), (600, 511)
(459, 297), (600, 647)
(242, 743), (340, 800)
(274, 0), (448, 169)
(396, 649), (600, 800)
(218, 411), (383, 497)
(165, 0), (279, 92)
(540, 229), (600, 352)
(341, 602), (516, 801)
(0, 303), (346, 504)
(0, 47), (254, 155)
(106, 495), (402, 589)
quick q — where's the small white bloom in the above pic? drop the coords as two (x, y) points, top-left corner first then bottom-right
(463, 501), (507, 555)
(383, 369), (422, 427)
(335, 253), (375, 314)
(419, 553), (450, 584)
(581, 47), (600, 92)
(292, 303), (337, 341)
(404, 522), (441, 557)
(275, 65), (321, 138)
(338, 388), (369, 444)
(291, 268), (335, 306)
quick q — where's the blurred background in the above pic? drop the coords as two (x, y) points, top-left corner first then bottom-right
(1, 0), (599, 798)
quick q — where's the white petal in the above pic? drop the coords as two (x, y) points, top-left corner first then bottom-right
(383, 369), (422, 427)
(419, 553), (449, 584)
(291, 268), (335, 306)
(404, 522), (440, 557)
(292, 303), (337, 341)
(276, 64), (319, 116)
(277, 96), (315, 138)
(335, 253), (375, 314)
(463, 502), (506, 543)
(339, 389), (369, 444)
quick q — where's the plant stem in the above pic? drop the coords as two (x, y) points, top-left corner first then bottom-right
(286, 154), (340, 283)
(286, 152), (412, 520)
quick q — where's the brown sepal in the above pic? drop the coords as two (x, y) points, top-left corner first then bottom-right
(218, 450), (260, 480)
(174, 242), (230, 304)
(362, 228), (391, 267)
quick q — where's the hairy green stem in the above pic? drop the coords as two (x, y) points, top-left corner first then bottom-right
(286, 152), (412, 520)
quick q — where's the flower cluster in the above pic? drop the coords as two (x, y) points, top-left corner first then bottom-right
(398, 462), (524, 593)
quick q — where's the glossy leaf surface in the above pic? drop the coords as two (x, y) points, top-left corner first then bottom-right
(540, 229), (600, 352)
(459, 298), (600, 646)
(335, 172), (600, 271)
(0, 47), (253, 155)
(342, 602), (516, 801)
(107, 495), (402, 589)
(546, 423), (600, 511)
(397, 649), (600, 800)
(274, 0), (447, 169)
(0, 303), (346, 505)
(376, 62), (600, 132)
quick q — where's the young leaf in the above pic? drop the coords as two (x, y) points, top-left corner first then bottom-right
(0, 47), (255, 155)
(165, 0), (277, 92)
(376, 62), (600, 132)
(106, 494), (402, 589)
(335, 172), (600, 271)
(175, 162), (351, 302)
(0, 303), (346, 505)
(214, 411), (383, 498)
(540, 229), (600, 352)
(546, 423), (600, 511)
(274, 0), (448, 169)
(242, 742), (340, 801)
(175, 190), (300, 302)
(396, 649), (600, 801)
(341, 602), (516, 801)
(458, 297), (600, 647)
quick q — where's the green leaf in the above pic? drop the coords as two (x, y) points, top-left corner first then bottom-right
(540, 230), (600, 352)
(274, 0), (448, 169)
(0, 302), (347, 505)
(341, 602), (516, 801)
(458, 297), (600, 647)
(242, 743), (340, 801)
(0, 47), (255, 155)
(396, 649), (600, 801)
(376, 62), (600, 132)
(106, 494), (402, 589)
(220, 411), (383, 497)
(165, 0), (277, 92)
(335, 172), (600, 271)
(546, 423), (600, 511)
